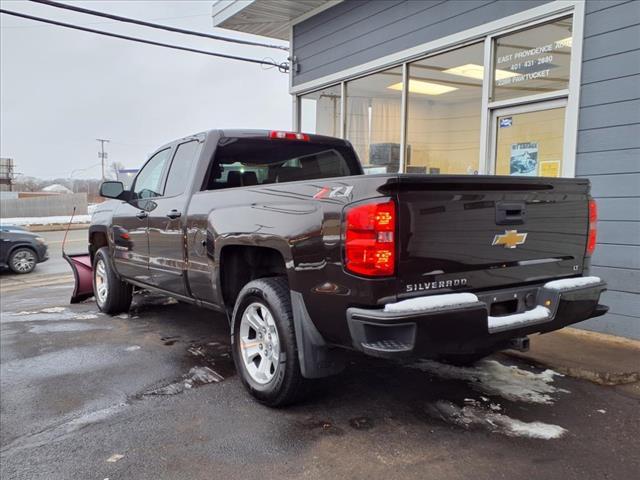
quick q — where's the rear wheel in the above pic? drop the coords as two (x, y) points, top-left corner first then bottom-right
(93, 247), (132, 314)
(8, 247), (37, 274)
(231, 277), (307, 407)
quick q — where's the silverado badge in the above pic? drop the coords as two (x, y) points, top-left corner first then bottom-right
(492, 229), (528, 249)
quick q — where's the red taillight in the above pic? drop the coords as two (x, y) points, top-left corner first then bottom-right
(586, 198), (598, 256)
(344, 199), (396, 277)
(269, 130), (310, 141)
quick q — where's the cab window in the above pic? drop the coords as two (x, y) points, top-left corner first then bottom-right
(164, 141), (202, 197)
(133, 148), (172, 199)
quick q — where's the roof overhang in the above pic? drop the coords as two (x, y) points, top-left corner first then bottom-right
(211, 0), (340, 40)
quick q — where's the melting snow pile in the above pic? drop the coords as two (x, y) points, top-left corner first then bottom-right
(409, 359), (568, 404)
(429, 400), (567, 439)
(143, 366), (223, 396)
(384, 293), (479, 313)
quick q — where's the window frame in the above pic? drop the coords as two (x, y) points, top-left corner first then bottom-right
(293, 1), (585, 179)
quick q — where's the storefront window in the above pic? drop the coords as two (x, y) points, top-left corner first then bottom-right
(345, 67), (403, 173)
(493, 16), (573, 101)
(494, 106), (566, 177)
(406, 43), (483, 175)
(299, 85), (341, 137)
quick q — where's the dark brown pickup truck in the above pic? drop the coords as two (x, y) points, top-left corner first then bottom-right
(85, 129), (607, 406)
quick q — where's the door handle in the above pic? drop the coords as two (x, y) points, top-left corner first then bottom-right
(166, 210), (182, 219)
(136, 210), (148, 220)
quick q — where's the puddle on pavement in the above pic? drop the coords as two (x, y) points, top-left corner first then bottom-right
(28, 322), (112, 334)
(141, 340), (235, 397)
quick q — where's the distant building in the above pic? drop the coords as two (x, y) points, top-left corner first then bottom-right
(117, 168), (139, 188)
(0, 158), (15, 192)
(42, 184), (73, 194)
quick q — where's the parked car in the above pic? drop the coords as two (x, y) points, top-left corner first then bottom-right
(0, 225), (49, 274)
(84, 129), (608, 406)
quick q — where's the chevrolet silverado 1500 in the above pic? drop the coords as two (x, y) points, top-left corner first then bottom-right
(86, 129), (608, 406)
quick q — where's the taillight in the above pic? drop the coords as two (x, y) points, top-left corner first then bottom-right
(586, 198), (598, 256)
(344, 199), (396, 277)
(269, 130), (309, 141)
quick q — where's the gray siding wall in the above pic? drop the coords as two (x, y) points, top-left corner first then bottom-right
(292, 0), (548, 86)
(574, 0), (640, 339)
(293, 0), (640, 339)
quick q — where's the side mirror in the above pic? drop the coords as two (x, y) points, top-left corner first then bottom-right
(99, 181), (125, 199)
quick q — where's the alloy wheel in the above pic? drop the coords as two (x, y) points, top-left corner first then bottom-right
(238, 302), (280, 384)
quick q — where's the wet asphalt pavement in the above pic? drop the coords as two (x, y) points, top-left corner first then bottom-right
(1, 275), (639, 480)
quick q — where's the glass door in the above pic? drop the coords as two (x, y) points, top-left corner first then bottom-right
(489, 99), (567, 177)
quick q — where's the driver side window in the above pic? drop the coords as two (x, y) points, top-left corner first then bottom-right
(133, 148), (172, 199)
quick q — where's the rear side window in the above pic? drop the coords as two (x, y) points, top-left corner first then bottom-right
(164, 140), (202, 197)
(202, 138), (360, 190)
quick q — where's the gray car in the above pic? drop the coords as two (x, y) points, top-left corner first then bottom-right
(0, 225), (49, 274)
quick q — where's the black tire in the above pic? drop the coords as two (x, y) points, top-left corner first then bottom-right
(93, 247), (133, 315)
(8, 247), (37, 274)
(231, 277), (307, 407)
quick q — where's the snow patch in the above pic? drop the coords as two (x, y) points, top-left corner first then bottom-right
(73, 313), (99, 320)
(125, 345), (141, 352)
(0, 215), (91, 227)
(40, 307), (67, 313)
(544, 276), (601, 291)
(488, 306), (550, 333)
(384, 293), (479, 313)
(409, 359), (568, 404)
(429, 400), (567, 439)
(11, 306), (67, 316)
(106, 454), (124, 463)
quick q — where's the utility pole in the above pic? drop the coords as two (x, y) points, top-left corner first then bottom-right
(96, 138), (110, 180)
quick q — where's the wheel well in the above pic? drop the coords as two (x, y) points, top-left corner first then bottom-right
(9, 244), (36, 258)
(220, 245), (287, 312)
(89, 231), (108, 261)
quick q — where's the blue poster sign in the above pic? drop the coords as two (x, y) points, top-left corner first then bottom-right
(500, 117), (513, 128)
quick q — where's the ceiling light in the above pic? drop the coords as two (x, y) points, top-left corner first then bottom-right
(387, 79), (458, 95)
(443, 63), (519, 81)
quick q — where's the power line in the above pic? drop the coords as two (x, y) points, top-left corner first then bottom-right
(0, 9), (289, 71)
(29, 0), (289, 52)
(0, 12), (209, 29)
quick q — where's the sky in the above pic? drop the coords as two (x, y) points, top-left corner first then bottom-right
(0, 0), (292, 179)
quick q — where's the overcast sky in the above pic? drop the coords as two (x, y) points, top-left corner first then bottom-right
(0, 0), (291, 179)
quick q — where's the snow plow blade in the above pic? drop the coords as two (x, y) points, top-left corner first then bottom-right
(64, 253), (93, 303)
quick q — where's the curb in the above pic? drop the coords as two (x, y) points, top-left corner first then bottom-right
(505, 350), (640, 386)
(27, 224), (90, 232)
(504, 328), (640, 386)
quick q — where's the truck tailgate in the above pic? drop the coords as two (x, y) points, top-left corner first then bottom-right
(389, 175), (590, 297)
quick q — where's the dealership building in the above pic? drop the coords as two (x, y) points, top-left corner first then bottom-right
(212, 0), (640, 339)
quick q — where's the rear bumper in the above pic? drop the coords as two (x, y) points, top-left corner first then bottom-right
(346, 277), (608, 359)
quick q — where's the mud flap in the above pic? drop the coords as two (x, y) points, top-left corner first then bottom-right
(290, 291), (345, 379)
(64, 253), (94, 303)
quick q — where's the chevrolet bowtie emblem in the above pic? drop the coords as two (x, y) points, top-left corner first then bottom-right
(492, 229), (528, 249)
